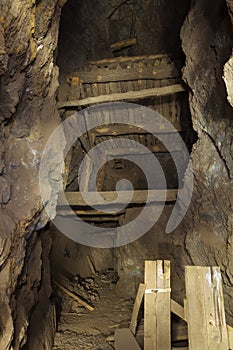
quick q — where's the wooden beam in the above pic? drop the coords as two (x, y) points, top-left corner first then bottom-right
(57, 84), (186, 109)
(58, 189), (177, 207)
(76, 63), (181, 83)
(130, 283), (146, 335)
(114, 328), (142, 350)
(86, 255), (96, 275)
(110, 37), (137, 51)
(94, 125), (183, 138)
(185, 266), (229, 350)
(55, 283), (94, 311)
(171, 299), (186, 321)
(144, 260), (171, 350)
(227, 325), (233, 349)
(57, 209), (125, 216)
(171, 299), (233, 348)
(88, 54), (175, 65)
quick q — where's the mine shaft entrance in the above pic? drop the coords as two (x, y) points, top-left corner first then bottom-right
(52, 0), (195, 349)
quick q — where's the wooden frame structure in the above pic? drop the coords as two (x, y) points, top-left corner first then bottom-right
(110, 261), (233, 350)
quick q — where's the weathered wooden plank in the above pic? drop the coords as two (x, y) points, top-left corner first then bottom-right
(144, 260), (171, 350)
(76, 63), (181, 83)
(130, 283), (146, 335)
(114, 328), (141, 350)
(56, 283), (94, 311)
(93, 119), (182, 135)
(110, 37), (137, 51)
(171, 299), (233, 346)
(58, 189), (177, 207)
(144, 261), (157, 350)
(88, 54), (173, 65)
(155, 260), (171, 350)
(58, 84), (186, 108)
(185, 266), (229, 350)
(171, 299), (186, 321)
(227, 325), (233, 349)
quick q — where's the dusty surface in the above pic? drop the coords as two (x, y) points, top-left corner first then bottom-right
(53, 273), (133, 350)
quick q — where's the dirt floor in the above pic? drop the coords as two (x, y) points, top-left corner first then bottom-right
(52, 271), (134, 349)
(52, 269), (189, 349)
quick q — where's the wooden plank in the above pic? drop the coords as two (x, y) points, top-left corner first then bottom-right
(171, 299), (186, 321)
(171, 299), (233, 346)
(110, 37), (136, 51)
(185, 266), (229, 350)
(144, 261), (157, 350)
(114, 328), (141, 350)
(88, 54), (174, 65)
(58, 84), (186, 108)
(56, 283), (94, 311)
(130, 283), (146, 335)
(227, 325), (233, 349)
(94, 120), (182, 135)
(76, 63), (181, 83)
(155, 260), (171, 350)
(58, 189), (177, 207)
(144, 260), (171, 350)
(86, 255), (96, 275)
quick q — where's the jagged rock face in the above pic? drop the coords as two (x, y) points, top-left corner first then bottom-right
(181, 0), (233, 322)
(0, 1), (65, 349)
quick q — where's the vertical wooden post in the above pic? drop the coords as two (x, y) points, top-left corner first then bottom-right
(130, 283), (146, 335)
(144, 260), (171, 350)
(185, 266), (229, 350)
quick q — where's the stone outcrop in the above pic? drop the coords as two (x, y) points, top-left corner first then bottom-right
(0, 1), (66, 348)
(181, 0), (233, 322)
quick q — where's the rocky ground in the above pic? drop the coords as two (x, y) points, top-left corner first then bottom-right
(52, 270), (134, 350)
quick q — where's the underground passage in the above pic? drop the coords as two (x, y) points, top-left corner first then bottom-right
(0, 0), (233, 349)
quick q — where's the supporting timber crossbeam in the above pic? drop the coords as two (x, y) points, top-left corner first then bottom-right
(58, 84), (185, 109)
(58, 189), (177, 207)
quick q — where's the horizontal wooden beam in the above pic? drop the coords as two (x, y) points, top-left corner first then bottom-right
(88, 54), (175, 65)
(58, 189), (177, 207)
(94, 124), (183, 137)
(76, 62), (181, 83)
(58, 84), (186, 109)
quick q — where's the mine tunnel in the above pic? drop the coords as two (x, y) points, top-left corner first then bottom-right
(0, 0), (232, 349)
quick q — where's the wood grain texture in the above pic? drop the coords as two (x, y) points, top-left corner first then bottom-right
(58, 84), (185, 108)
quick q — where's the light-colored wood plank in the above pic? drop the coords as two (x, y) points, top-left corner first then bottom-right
(58, 84), (186, 109)
(55, 283), (94, 311)
(185, 266), (229, 350)
(144, 261), (157, 350)
(144, 260), (171, 350)
(227, 325), (233, 349)
(155, 260), (171, 350)
(110, 37), (136, 51)
(114, 328), (141, 350)
(58, 189), (177, 207)
(171, 299), (186, 321)
(130, 283), (146, 335)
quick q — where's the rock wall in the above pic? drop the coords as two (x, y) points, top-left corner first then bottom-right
(181, 0), (233, 323)
(0, 1), (65, 349)
(0, 0), (232, 348)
